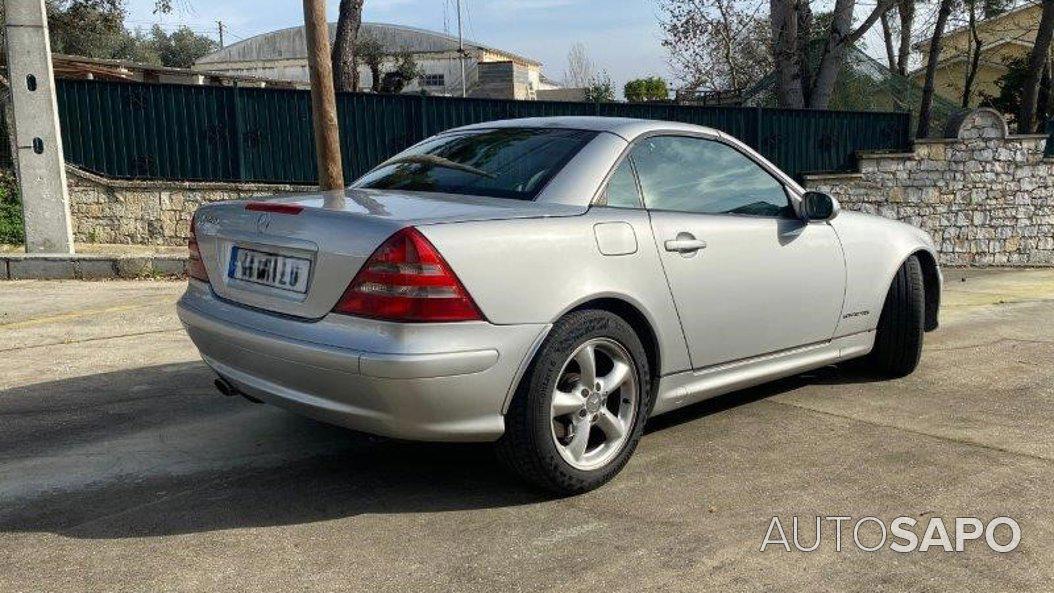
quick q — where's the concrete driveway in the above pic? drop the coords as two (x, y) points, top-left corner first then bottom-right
(1, 270), (1052, 592)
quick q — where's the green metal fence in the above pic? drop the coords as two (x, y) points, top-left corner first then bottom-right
(55, 78), (912, 184)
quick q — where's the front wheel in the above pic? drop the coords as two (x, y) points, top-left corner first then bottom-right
(496, 310), (652, 495)
(861, 255), (925, 377)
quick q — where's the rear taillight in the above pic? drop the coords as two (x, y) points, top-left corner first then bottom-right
(333, 227), (483, 322)
(187, 216), (209, 283)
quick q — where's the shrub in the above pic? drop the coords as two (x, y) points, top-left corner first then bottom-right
(0, 170), (25, 245)
(624, 77), (669, 103)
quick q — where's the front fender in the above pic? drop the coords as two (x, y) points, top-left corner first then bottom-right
(830, 211), (940, 337)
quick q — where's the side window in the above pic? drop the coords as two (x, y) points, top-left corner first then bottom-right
(596, 158), (642, 208)
(631, 136), (792, 217)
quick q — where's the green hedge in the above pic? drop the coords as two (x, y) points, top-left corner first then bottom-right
(0, 170), (24, 244)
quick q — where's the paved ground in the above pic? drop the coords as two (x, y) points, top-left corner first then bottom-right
(1, 269), (1053, 592)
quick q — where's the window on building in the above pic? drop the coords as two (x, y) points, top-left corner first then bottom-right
(419, 74), (445, 87)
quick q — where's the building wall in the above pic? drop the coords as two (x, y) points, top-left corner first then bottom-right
(913, 3), (1042, 106)
(923, 60), (1006, 108)
(199, 51), (533, 98)
(805, 109), (1054, 266)
(194, 23), (547, 98)
(536, 88), (587, 102)
(937, 3), (1041, 57)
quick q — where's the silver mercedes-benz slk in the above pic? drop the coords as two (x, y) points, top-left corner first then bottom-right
(178, 116), (941, 494)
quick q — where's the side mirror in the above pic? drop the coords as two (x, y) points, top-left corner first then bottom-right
(800, 191), (840, 222)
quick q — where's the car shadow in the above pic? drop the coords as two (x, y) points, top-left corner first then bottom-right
(0, 359), (881, 539)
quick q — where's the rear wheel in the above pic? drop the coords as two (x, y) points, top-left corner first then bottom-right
(496, 310), (651, 495)
(862, 255), (925, 378)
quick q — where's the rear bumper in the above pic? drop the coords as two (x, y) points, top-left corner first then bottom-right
(177, 281), (549, 441)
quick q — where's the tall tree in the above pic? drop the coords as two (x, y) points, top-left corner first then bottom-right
(43, 0), (129, 58)
(960, 0), (985, 107)
(917, 0), (955, 138)
(658, 0), (772, 92)
(982, 54), (1052, 127)
(769, 0), (896, 108)
(770, 0), (804, 107)
(880, 8), (897, 72)
(149, 25), (218, 68)
(809, 0), (896, 107)
(879, 0), (917, 76)
(955, 0), (1018, 108)
(895, 0), (915, 75)
(331, 0), (364, 92)
(356, 34), (384, 91)
(1019, 0), (1054, 133)
(563, 42), (594, 88)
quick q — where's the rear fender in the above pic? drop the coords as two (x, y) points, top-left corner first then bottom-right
(417, 208), (693, 377)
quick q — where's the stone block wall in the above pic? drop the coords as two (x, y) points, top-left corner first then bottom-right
(804, 109), (1054, 266)
(67, 167), (314, 246)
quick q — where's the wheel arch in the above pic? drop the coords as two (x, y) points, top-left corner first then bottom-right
(566, 297), (662, 387)
(872, 247), (941, 334)
(499, 295), (664, 415)
(912, 249), (941, 332)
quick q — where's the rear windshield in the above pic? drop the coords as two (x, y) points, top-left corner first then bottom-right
(351, 128), (598, 200)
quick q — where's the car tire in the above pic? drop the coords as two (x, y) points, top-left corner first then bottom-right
(496, 309), (652, 495)
(862, 254), (925, 378)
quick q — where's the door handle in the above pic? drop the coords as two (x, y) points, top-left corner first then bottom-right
(664, 234), (708, 254)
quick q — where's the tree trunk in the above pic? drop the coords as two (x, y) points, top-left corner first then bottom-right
(881, 10), (897, 72)
(795, 0), (815, 102)
(810, 0), (894, 108)
(896, 0), (914, 76)
(369, 64), (382, 91)
(715, 0), (741, 89)
(331, 0), (364, 93)
(810, 0), (857, 108)
(1037, 62), (1052, 128)
(917, 0), (955, 138)
(962, 2), (983, 108)
(770, 0), (805, 108)
(1019, 0), (1054, 134)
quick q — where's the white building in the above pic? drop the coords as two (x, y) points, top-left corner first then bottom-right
(194, 22), (559, 100)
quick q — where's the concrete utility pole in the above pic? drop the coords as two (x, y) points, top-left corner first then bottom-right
(217, 21), (225, 48)
(4, 0), (74, 254)
(302, 0), (345, 190)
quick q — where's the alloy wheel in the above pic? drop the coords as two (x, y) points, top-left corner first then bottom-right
(549, 337), (639, 471)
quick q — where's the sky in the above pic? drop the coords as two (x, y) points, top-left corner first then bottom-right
(124, 0), (672, 93)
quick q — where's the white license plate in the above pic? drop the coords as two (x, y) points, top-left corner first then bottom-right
(228, 246), (311, 293)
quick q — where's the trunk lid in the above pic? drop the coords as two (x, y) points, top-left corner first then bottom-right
(193, 189), (585, 319)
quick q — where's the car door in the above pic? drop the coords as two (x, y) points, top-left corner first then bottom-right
(630, 134), (846, 370)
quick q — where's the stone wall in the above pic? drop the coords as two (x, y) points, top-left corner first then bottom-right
(67, 167), (314, 246)
(804, 109), (1054, 266)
